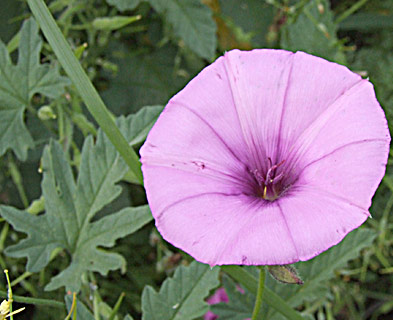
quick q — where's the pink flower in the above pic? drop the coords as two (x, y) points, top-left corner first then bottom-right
(140, 49), (390, 266)
(204, 288), (228, 320)
(204, 287), (249, 320)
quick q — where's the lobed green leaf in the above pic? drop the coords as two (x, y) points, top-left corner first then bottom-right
(148, 0), (217, 60)
(0, 18), (69, 160)
(107, 0), (217, 60)
(106, 0), (143, 11)
(280, 0), (343, 62)
(102, 47), (186, 114)
(0, 107), (162, 292)
(142, 261), (220, 320)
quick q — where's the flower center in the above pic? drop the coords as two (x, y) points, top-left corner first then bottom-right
(251, 158), (288, 201)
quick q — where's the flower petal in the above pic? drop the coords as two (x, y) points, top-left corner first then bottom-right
(277, 52), (363, 160)
(142, 164), (252, 217)
(299, 140), (388, 211)
(141, 48), (390, 266)
(154, 193), (299, 265)
(168, 55), (250, 165)
(291, 80), (390, 209)
(223, 49), (294, 170)
(140, 103), (249, 184)
(278, 187), (369, 261)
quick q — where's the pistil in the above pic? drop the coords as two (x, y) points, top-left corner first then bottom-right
(252, 158), (286, 201)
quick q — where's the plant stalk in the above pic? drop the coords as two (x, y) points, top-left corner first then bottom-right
(251, 267), (266, 320)
(221, 265), (304, 320)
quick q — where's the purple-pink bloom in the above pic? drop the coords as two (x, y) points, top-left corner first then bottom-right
(204, 288), (228, 320)
(140, 49), (390, 266)
(204, 287), (249, 320)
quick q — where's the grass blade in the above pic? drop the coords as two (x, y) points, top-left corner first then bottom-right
(26, 0), (143, 184)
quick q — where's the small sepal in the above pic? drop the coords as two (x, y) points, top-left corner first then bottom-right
(268, 265), (303, 285)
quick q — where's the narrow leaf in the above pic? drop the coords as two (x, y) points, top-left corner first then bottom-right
(26, 0), (143, 183)
(92, 15), (141, 31)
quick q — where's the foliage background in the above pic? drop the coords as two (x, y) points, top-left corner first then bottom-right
(0, 0), (392, 319)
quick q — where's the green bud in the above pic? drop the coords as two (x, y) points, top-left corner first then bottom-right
(74, 43), (88, 60)
(268, 265), (303, 285)
(38, 106), (56, 120)
(92, 15), (142, 31)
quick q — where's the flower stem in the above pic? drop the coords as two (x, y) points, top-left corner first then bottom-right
(251, 266), (266, 320)
(64, 293), (77, 320)
(0, 290), (64, 308)
(336, 0), (369, 24)
(4, 269), (13, 320)
(221, 265), (304, 320)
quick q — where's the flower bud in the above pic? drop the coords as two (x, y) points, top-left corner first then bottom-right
(268, 265), (303, 285)
(38, 106), (56, 120)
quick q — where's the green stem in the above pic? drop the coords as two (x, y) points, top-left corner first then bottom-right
(64, 293), (77, 320)
(6, 31), (21, 54)
(336, 0), (369, 24)
(4, 270), (13, 320)
(0, 222), (9, 252)
(108, 292), (125, 320)
(57, 103), (65, 144)
(93, 291), (101, 320)
(10, 271), (33, 287)
(221, 266), (304, 320)
(0, 290), (64, 308)
(8, 156), (29, 208)
(251, 267), (266, 320)
(26, 0), (143, 184)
